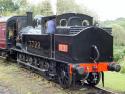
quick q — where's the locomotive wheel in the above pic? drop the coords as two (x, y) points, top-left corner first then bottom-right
(29, 57), (33, 64)
(58, 65), (71, 89)
(18, 53), (23, 60)
(86, 72), (101, 86)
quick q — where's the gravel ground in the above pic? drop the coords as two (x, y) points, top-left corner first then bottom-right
(0, 85), (11, 94)
(0, 59), (120, 94)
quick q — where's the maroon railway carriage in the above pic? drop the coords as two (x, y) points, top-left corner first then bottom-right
(0, 17), (10, 57)
(0, 22), (6, 48)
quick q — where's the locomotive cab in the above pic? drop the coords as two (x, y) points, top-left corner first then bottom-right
(56, 13), (93, 34)
(41, 15), (56, 34)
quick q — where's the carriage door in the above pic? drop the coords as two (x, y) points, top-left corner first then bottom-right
(7, 19), (17, 48)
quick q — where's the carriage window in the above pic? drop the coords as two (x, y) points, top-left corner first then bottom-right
(60, 19), (67, 26)
(8, 27), (14, 39)
(82, 20), (90, 26)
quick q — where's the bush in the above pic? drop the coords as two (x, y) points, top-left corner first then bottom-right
(119, 60), (125, 73)
(114, 52), (125, 62)
(112, 24), (125, 46)
(101, 18), (125, 46)
(114, 46), (125, 62)
(120, 66), (125, 73)
(114, 46), (125, 73)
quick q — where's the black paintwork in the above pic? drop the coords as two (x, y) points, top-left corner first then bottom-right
(55, 27), (113, 63)
(26, 12), (33, 26)
(23, 34), (52, 58)
(21, 13), (113, 64)
(56, 13), (93, 26)
(22, 26), (113, 64)
(7, 16), (27, 31)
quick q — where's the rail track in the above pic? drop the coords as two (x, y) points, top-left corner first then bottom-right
(0, 57), (118, 94)
(42, 80), (117, 94)
(19, 67), (117, 94)
(80, 83), (116, 94)
(92, 86), (116, 94)
(64, 83), (117, 94)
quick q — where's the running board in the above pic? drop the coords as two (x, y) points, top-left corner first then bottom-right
(0, 56), (6, 59)
(17, 59), (47, 73)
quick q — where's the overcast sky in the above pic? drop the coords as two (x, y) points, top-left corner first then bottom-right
(28, 0), (125, 21)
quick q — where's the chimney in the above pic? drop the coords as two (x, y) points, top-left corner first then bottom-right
(26, 12), (33, 26)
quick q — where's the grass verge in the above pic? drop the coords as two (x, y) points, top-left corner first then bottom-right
(99, 72), (125, 93)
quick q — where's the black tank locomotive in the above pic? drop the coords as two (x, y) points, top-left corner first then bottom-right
(0, 12), (121, 88)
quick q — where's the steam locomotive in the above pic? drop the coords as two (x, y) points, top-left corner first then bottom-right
(0, 12), (121, 88)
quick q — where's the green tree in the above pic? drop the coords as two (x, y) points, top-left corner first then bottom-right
(30, 0), (53, 16)
(40, 0), (53, 16)
(112, 24), (125, 46)
(102, 18), (125, 46)
(14, 0), (28, 15)
(57, 0), (98, 20)
(0, 0), (27, 16)
(57, 0), (83, 14)
(0, 0), (17, 15)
